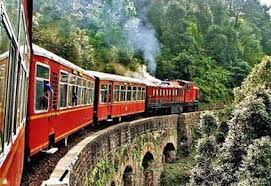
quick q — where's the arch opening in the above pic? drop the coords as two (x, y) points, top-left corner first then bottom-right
(163, 143), (176, 163)
(110, 181), (116, 186)
(142, 151), (155, 186)
(122, 165), (133, 186)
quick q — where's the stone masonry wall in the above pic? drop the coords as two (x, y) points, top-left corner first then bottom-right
(43, 112), (201, 186)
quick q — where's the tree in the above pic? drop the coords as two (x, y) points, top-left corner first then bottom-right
(216, 89), (271, 184)
(238, 137), (271, 185)
(190, 112), (219, 185)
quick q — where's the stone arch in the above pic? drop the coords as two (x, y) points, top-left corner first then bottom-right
(142, 151), (155, 186)
(163, 143), (176, 163)
(122, 165), (133, 186)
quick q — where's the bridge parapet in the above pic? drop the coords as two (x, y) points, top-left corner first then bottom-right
(42, 112), (201, 186)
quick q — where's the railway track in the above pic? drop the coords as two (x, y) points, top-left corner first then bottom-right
(21, 122), (115, 186)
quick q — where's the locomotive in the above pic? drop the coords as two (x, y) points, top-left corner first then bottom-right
(0, 1), (198, 185)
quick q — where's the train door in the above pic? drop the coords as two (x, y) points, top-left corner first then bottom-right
(33, 62), (51, 150)
(48, 68), (59, 139)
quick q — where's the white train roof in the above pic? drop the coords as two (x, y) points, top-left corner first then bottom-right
(86, 70), (146, 85)
(146, 81), (182, 88)
(32, 44), (94, 79)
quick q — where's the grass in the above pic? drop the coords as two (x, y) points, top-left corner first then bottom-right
(160, 150), (196, 186)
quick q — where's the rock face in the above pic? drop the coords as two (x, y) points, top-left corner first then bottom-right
(43, 112), (201, 186)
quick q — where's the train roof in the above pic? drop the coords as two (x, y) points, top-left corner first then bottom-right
(32, 44), (94, 79)
(86, 70), (146, 85)
(145, 80), (183, 88)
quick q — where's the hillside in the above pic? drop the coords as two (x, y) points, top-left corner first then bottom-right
(33, 0), (271, 105)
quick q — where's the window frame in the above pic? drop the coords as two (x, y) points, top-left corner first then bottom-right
(87, 80), (94, 105)
(76, 77), (82, 106)
(120, 85), (127, 102)
(100, 83), (108, 104)
(59, 70), (69, 110)
(34, 62), (50, 114)
(67, 74), (77, 107)
(113, 84), (120, 103)
(127, 86), (132, 102)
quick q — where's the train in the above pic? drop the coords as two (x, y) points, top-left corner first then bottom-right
(0, 0), (32, 185)
(0, 0), (199, 185)
(25, 45), (199, 158)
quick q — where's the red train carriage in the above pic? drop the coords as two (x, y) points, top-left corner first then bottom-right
(179, 80), (199, 110)
(87, 71), (146, 122)
(146, 80), (199, 113)
(26, 45), (95, 156)
(0, 0), (32, 185)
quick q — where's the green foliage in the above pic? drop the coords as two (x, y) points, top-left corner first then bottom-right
(215, 88), (271, 185)
(199, 112), (218, 136)
(239, 137), (271, 185)
(33, 0), (271, 105)
(234, 57), (271, 103)
(190, 112), (219, 185)
(160, 151), (197, 186)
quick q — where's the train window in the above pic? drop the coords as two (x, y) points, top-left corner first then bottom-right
(142, 87), (146, 100)
(100, 84), (108, 103)
(120, 86), (126, 101)
(68, 75), (78, 106)
(178, 88), (183, 95)
(5, 0), (20, 36)
(81, 79), (86, 105)
(77, 78), (82, 105)
(186, 84), (191, 91)
(59, 72), (68, 108)
(4, 45), (17, 146)
(86, 81), (91, 105)
(114, 85), (120, 102)
(132, 87), (137, 101)
(35, 64), (50, 112)
(19, 10), (26, 59)
(15, 63), (22, 133)
(20, 71), (26, 123)
(127, 86), (132, 101)
(0, 23), (10, 153)
(89, 81), (94, 104)
(138, 87), (141, 100)
(84, 81), (89, 105)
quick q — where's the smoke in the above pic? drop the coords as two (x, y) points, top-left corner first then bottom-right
(88, 0), (161, 74)
(124, 17), (160, 74)
(36, 0), (161, 74)
(123, 0), (160, 74)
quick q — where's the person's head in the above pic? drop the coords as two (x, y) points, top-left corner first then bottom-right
(44, 83), (52, 94)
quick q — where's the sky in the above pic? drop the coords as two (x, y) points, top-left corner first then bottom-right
(260, 0), (271, 6)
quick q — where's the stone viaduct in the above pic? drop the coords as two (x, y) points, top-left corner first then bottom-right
(43, 112), (201, 186)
